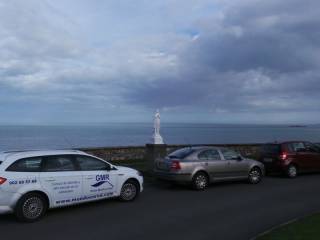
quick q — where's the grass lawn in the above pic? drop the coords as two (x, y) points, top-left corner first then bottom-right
(258, 214), (320, 240)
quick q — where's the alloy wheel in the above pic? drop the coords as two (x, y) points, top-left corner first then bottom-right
(22, 197), (44, 220)
(120, 182), (137, 201)
(249, 168), (261, 184)
(287, 165), (297, 178)
(194, 174), (208, 190)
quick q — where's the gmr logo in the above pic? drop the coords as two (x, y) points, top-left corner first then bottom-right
(96, 174), (110, 181)
(91, 174), (114, 188)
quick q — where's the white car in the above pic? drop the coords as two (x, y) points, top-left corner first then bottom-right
(0, 150), (143, 222)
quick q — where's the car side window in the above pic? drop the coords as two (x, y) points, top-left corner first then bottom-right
(221, 149), (239, 160)
(6, 157), (42, 172)
(76, 155), (110, 171)
(290, 142), (306, 152)
(304, 142), (320, 153)
(198, 150), (221, 161)
(43, 155), (76, 172)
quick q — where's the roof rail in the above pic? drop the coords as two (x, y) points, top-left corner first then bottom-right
(2, 149), (81, 154)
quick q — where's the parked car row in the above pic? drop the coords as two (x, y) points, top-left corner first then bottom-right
(0, 141), (319, 222)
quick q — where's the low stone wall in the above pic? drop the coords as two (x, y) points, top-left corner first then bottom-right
(81, 143), (264, 162)
(81, 146), (146, 162)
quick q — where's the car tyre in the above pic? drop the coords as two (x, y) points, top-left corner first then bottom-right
(119, 180), (139, 202)
(192, 172), (209, 190)
(248, 167), (262, 184)
(15, 193), (48, 223)
(286, 164), (298, 178)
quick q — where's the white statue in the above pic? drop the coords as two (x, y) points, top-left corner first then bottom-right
(152, 109), (164, 144)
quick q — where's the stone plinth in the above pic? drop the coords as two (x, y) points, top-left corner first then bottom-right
(145, 144), (167, 172)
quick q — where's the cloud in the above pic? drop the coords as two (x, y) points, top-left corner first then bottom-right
(0, 0), (319, 123)
(123, 0), (320, 118)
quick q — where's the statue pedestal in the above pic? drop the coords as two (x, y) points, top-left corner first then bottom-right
(152, 134), (164, 144)
(145, 144), (167, 173)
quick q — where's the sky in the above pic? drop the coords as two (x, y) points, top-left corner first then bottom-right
(0, 0), (319, 124)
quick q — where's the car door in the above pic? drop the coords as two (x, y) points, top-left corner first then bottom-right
(39, 155), (82, 207)
(220, 148), (248, 178)
(75, 155), (118, 201)
(198, 149), (228, 179)
(303, 142), (320, 171)
(290, 142), (310, 171)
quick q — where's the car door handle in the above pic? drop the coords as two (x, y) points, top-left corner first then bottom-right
(45, 178), (55, 182)
(85, 177), (94, 180)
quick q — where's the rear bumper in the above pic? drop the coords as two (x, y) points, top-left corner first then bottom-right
(0, 206), (13, 214)
(0, 190), (21, 215)
(154, 171), (192, 183)
(263, 161), (288, 173)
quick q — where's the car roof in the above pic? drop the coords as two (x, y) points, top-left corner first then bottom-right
(0, 149), (86, 162)
(263, 141), (310, 145)
(183, 146), (222, 151)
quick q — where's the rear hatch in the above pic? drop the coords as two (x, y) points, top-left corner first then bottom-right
(155, 147), (195, 172)
(260, 144), (281, 164)
(155, 157), (173, 171)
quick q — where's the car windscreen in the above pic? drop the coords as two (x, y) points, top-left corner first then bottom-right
(168, 148), (195, 159)
(262, 145), (281, 154)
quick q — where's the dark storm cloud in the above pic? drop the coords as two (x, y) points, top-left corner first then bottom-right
(124, 0), (320, 115)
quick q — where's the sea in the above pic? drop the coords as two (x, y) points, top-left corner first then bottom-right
(0, 123), (319, 151)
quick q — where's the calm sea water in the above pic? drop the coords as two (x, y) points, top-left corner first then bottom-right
(0, 123), (319, 151)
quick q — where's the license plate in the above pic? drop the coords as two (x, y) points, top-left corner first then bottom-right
(263, 158), (273, 163)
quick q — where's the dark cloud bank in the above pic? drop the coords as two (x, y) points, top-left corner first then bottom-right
(125, 0), (320, 118)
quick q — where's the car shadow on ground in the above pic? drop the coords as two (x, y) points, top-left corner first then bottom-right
(152, 178), (256, 192)
(266, 171), (320, 179)
(0, 214), (16, 224)
(0, 197), (124, 224)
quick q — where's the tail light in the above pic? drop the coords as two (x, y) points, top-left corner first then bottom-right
(280, 152), (288, 160)
(170, 160), (181, 171)
(0, 177), (7, 185)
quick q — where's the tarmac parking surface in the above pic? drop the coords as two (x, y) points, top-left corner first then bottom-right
(1, 174), (320, 240)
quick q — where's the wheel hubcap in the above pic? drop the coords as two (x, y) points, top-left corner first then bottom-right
(289, 166), (297, 177)
(121, 183), (137, 201)
(196, 175), (207, 189)
(249, 169), (261, 183)
(22, 197), (43, 220)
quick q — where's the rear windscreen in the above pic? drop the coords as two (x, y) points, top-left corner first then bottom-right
(169, 148), (195, 159)
(262, 145), (281, 154)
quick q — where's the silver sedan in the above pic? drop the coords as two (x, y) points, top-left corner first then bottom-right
(154, 146), (265, 190)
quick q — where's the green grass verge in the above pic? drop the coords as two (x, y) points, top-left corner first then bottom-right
(258, 214), (320, 240)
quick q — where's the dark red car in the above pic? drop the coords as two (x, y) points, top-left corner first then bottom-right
(260, 141), (320, 177)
